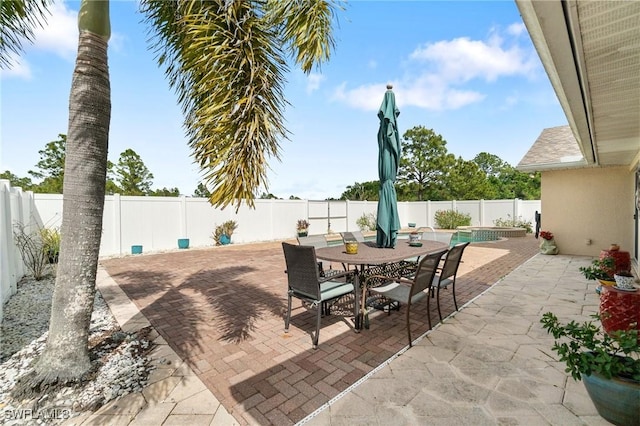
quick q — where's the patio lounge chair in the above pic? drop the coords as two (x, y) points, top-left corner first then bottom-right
(282, 242), (356, 349)
(365, 249), (448, 347)
(433, 242), (470, 320)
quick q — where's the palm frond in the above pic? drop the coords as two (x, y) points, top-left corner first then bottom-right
(266, 0), (342, 73)
(142, 0), (339, 209)
(0, 0), (51, 68)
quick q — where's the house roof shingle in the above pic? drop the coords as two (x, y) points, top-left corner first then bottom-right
(517, 125), (587, 172)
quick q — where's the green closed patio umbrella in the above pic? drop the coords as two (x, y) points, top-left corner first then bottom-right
(376, 85), (401, 248)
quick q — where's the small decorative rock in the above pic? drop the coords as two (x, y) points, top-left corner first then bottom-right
(0, 273), (155, 424)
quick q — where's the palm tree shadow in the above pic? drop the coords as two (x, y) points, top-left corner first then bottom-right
(179, 268), (286, 343)
(106, 264), (287, 354)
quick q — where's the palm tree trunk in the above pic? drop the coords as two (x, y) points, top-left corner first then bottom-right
(33, 0), (111, 383)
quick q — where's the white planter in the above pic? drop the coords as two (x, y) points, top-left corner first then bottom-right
(613, 273), (635, 290)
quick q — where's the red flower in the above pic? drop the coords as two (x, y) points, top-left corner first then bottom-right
(540, 230), (554, 240)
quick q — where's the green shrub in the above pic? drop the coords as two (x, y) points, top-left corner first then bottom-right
(356, 213), (376, 231)
(493, 215), (533, 233)
(434, 209), (471, 229)
(40, 227), (61, 263)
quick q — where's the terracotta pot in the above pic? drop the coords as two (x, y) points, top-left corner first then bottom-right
(599, 286), (640, 342)
(599, 249), (631, 276)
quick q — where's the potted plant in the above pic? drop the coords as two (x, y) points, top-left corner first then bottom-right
(540, 312), (640, 426)
(296, 219), (310, 237)
(213, 220), (238, 245)
(580, 256), (615, 285)
(538, 230), (558, 255)
(613, 270), (635, 290)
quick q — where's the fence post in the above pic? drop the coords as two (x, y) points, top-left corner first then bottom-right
(480, 199), (485, 227)
(346, 200), (350, 231)
(10, 187), (25, 282)
(0, 180), (18, 322)
(113, 194), (122, 255)
(179, 195), (187, 238)
(513, 198), (520, 221)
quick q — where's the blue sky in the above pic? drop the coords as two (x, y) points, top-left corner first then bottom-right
(1, 1), (566, 200)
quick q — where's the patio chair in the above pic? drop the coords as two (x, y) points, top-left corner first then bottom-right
(366, 249), (448, 347)
(282, 242), (356, 349)
(340, 231), (365, 243)
(297, 234), (328, 248)
(403, 227), (451, 268)
(422, 230), (454, 246)
(421, 226), (437, 240)
(297, 234), (335, 276)
(433, 242), (470, 321)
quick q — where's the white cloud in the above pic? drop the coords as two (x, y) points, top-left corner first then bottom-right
(0, 1), (76, 80)
(306, 73), (325, 94)
(332, 82), (388, 111)
(507, 22), (527, 37)
(332, 24), (537, 112)
(0, 54), (32, 79)
(332, 77), (485, 112)
(410, 35), (536, 83)
(32, 1), (78, 59)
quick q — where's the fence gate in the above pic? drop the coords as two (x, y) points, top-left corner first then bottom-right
(308, 200), (348, 234)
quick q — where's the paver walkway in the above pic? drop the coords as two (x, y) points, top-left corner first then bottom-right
(100, 236), (539, 425)
(306, 254), (608, 425)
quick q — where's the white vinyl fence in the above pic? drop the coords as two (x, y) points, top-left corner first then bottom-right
(0, 180), (36, 322)
(1, 179), (540, 322)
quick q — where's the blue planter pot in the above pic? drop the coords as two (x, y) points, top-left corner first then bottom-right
(583, 371), (640, 426)
(178, 238), (190, 249)
(131, 245), (143, 255)
(219, 234), (231, 245)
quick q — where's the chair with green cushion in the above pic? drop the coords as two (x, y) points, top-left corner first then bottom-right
(365, 249), (448, 347)
(282, 242), (356, 349)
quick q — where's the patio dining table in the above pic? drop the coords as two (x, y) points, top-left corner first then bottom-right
(316, 239), (449, 329)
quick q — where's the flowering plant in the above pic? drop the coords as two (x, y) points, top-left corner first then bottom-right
(296, 219), (310, 231)
(539, 230), (554, 240)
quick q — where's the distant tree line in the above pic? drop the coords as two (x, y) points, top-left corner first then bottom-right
(3, 128), (539, 201)
(340, 125), (540, 201)
(1, 134), (184, 196)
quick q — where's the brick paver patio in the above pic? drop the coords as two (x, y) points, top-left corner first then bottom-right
(100, 236), (539, 425)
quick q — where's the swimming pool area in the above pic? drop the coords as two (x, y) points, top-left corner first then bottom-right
(325, 227), (526, 246)
(450, 232), (500, 245)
